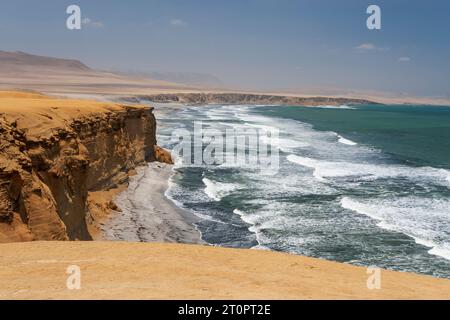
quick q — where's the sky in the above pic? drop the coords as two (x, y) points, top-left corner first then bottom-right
(0, 0), (449, 97)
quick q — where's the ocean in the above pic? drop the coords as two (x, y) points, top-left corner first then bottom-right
(153, 103), (450, 279)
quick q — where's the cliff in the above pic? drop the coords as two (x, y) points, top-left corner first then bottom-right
(123, 92), (380, 106)
(0, 91), (157, 242)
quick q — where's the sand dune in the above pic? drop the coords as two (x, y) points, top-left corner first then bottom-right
(1, 241), (449, 300)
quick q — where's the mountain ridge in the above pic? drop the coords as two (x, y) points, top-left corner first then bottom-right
(0, 51), (92, 72)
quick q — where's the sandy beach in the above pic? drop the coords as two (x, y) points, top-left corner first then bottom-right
(100, 162), (203, 244)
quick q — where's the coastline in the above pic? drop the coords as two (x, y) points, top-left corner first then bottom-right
(145, 101), (450, 278)
(1, 90), (449, 299)
(100, 162), (203, 244)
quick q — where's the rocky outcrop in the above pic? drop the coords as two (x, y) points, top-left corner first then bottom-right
(123, 93), (380, 106)
(0, 95), (157, 242)
(154, 146), (174, 165)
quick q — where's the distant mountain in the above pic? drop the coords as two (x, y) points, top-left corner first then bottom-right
(113, 70), (223, 87)
(0, 51), (92, 73)
(0, 50), (191, 94)
(0, 51), (221, 90)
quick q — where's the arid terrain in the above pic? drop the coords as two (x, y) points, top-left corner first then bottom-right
(1, 52), (450, 300)
(1, 241), (450, 300)
(1, 51), (449, 106)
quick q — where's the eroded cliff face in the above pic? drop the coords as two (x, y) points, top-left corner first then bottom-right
(0, 93), (157, 242)
(122, 93), (380, 106)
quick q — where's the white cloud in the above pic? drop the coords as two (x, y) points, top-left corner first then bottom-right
(82, 18), (104, 28)
(169, 19), (188, 28)
(398, 56), (411, 62)
(356, 43), (376, 51)
(356, 43), (390, 52)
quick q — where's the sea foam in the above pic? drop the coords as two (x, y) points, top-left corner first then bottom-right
(337, 135), (357, 146)
(311, 105), (356, 110)
(341, 196), (450, 261)
(287, 154), (450, 187)
(203, 177), (238, 201)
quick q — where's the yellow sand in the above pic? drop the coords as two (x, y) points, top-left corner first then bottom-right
(0, 91), (146, 137)
(1, 242), (449, 300)
(0, 90), (123, 117)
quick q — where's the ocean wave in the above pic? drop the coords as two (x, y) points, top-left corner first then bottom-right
(164, 178), (185, 208)
(341, 197), (450, 261)
(233, 209), (279, 250)
(245, 122), (279, 133)
(286, 154), (450, 187)
(440, 168), (450, 183)
(312, 105), (356, 110)
(234, 203), (316, 252)
(235, 112), (276, 124)
(192, 211), (228, 225)
(165, 177), (228, 227)
(286, 155), (327, 181)
(205, 109), (234, 120)
(233, 209), (261, 246)
(233, 209), (257, 226)
(203, 177), (238, 201)
(337, 135), (357, 146)
(260, 135), (310, 151)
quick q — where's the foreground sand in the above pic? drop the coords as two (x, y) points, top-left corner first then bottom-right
(1, 241), (449, 300)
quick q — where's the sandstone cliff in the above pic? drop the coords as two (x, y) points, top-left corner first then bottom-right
(0, 92), (157, 242)
(154, 146), (174, 165)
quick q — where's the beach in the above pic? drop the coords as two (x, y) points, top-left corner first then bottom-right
(100, 162), (203, 244)
(89, 99), (203, 244)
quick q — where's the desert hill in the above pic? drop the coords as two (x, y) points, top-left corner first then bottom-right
(0, 50), (189, 94)
(0, 51), (92, 73)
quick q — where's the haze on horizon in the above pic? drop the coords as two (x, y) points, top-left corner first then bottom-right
(0, 0), (449, 98)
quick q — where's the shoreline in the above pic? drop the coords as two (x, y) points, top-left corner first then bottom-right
(2, 91), (449, 299)
(72, 96), (203, 244)
(100, 162), (203, 244)
(147, 101), (450, 279)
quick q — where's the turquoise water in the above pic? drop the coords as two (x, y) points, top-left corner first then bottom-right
(154, 103), (450, 279)
(264, 104), (450, 168)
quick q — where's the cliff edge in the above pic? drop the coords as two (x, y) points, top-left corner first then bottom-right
(0, 91), (157, 242)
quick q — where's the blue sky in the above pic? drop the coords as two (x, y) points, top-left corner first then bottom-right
(1, 0), (449, 97)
